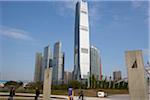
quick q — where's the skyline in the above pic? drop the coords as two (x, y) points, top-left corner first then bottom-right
(0, 1), (149, 81)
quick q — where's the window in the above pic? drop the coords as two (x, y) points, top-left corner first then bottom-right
(81, 48), (88, 53)
(81, 10), (87, 14)
(80, 25), (88, 31)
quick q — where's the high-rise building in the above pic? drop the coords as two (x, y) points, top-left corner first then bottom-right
(52, 42), (64, 85)
(41, 45), (52, 81)
(61, 52), (65, 84)
(64, 71), (72, 84)
(113, 70), (122, 81)
(34, 52), (42, 82)
(73, 0), (90, 81)
(90, 46), (101, 81)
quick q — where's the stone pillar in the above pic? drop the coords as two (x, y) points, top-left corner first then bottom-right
(43, 68), (52, 100)
(125, 50), (148, 100)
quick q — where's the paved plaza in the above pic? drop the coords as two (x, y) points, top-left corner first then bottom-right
(0, 92), (131, 100)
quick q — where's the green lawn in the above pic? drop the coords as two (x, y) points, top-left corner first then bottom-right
(51, 89), (128, 97)
(0, 88), (128, 97)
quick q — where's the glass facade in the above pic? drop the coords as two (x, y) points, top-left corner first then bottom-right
(113, 71), (122, 81)
(73, 0), (90, 81)
(41, 45), (51, 81)
(52, 42), (64, 85)
(90, 46), (100, 80)
(34, 52), (42, 82)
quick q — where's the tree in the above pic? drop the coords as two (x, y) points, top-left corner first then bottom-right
(100, 75), (104, 88)
(4, 81), (23, 89)
(98, 81), (102, 88)
(68, 80), (81, 89)
(91, 75), (96, 88)
(25, 82), (43, 90)
(52, 84), (68, 90)
(108, 76), (112, 89)
(103, 76), (107, 89)
(18, 81), (23, 87)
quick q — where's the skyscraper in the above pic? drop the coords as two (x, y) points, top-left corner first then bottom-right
(73, 0), (90, 81)
(113, 70), (122, 81)
(34, 52), (42, 82)
(41, 45), (52, 81)
(90, 46), (101, 81)
(52, 42), (64, 85)
(64, 71), (72, 84)
(61, 52), (65, 84)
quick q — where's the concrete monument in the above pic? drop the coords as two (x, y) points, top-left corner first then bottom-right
(125, 50), (148, 100)
(43, 68), (52, 100)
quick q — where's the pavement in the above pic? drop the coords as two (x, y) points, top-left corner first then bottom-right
(74, 94), (130, 100)
(0, 92), (131, 100)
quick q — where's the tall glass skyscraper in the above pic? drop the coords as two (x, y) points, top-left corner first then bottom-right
(113, 70), (122, 81)
(73, 0), (90, 81)
(90, 46), (101, 80)
(52, 42), (64, 85)
(34, 52), (42, 82)
(41, 45), (52, 81)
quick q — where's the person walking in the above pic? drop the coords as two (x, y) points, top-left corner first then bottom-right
(68, 87), (74, 100)
(79, 90), (84, 100)
(8, 87), (15, 100)
(35, 88), (40, 100)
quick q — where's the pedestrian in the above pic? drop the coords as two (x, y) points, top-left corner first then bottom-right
(35, 88), (40, 100)
(12, 87), (15, 96)
(79, 90), (84, 100)
(8, 87), (15, 100)
(68, 87), (73, 100)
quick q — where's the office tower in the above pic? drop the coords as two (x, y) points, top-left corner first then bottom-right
(73, 0), (90, 82)
(61, 52), (65, 84)
(34, 52), (42, 82)
(52, 42), (64, 85)
(100, 62), (102, 80)
(41, 45), (52, 82)
(113, 70), (122, 81)
(64, 71), (72, 84)
(90, 46), (101, 80)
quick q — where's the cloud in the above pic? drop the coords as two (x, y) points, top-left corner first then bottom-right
(89, 2), (102, 26)
(131, 0), (147, 9)
(0, 26), (34, 41)
(51, 0), (103, 28)
(131, 0), (149, 26)
(53, 0), (78, 17)
(143, 48), (150, 55)
(131, 1), (142, 8)
(142, 48), (150, 62)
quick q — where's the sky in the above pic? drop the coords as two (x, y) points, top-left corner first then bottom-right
(0, 0), (149, 81)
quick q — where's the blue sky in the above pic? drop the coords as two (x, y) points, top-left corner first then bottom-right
(0, 0), (149, 81)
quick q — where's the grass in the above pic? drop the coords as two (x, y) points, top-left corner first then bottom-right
(51, 89), (128, 97)
(51, 90), (68, 95)
(0, 88), (128, 97)
(73, 89), (128, 97)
